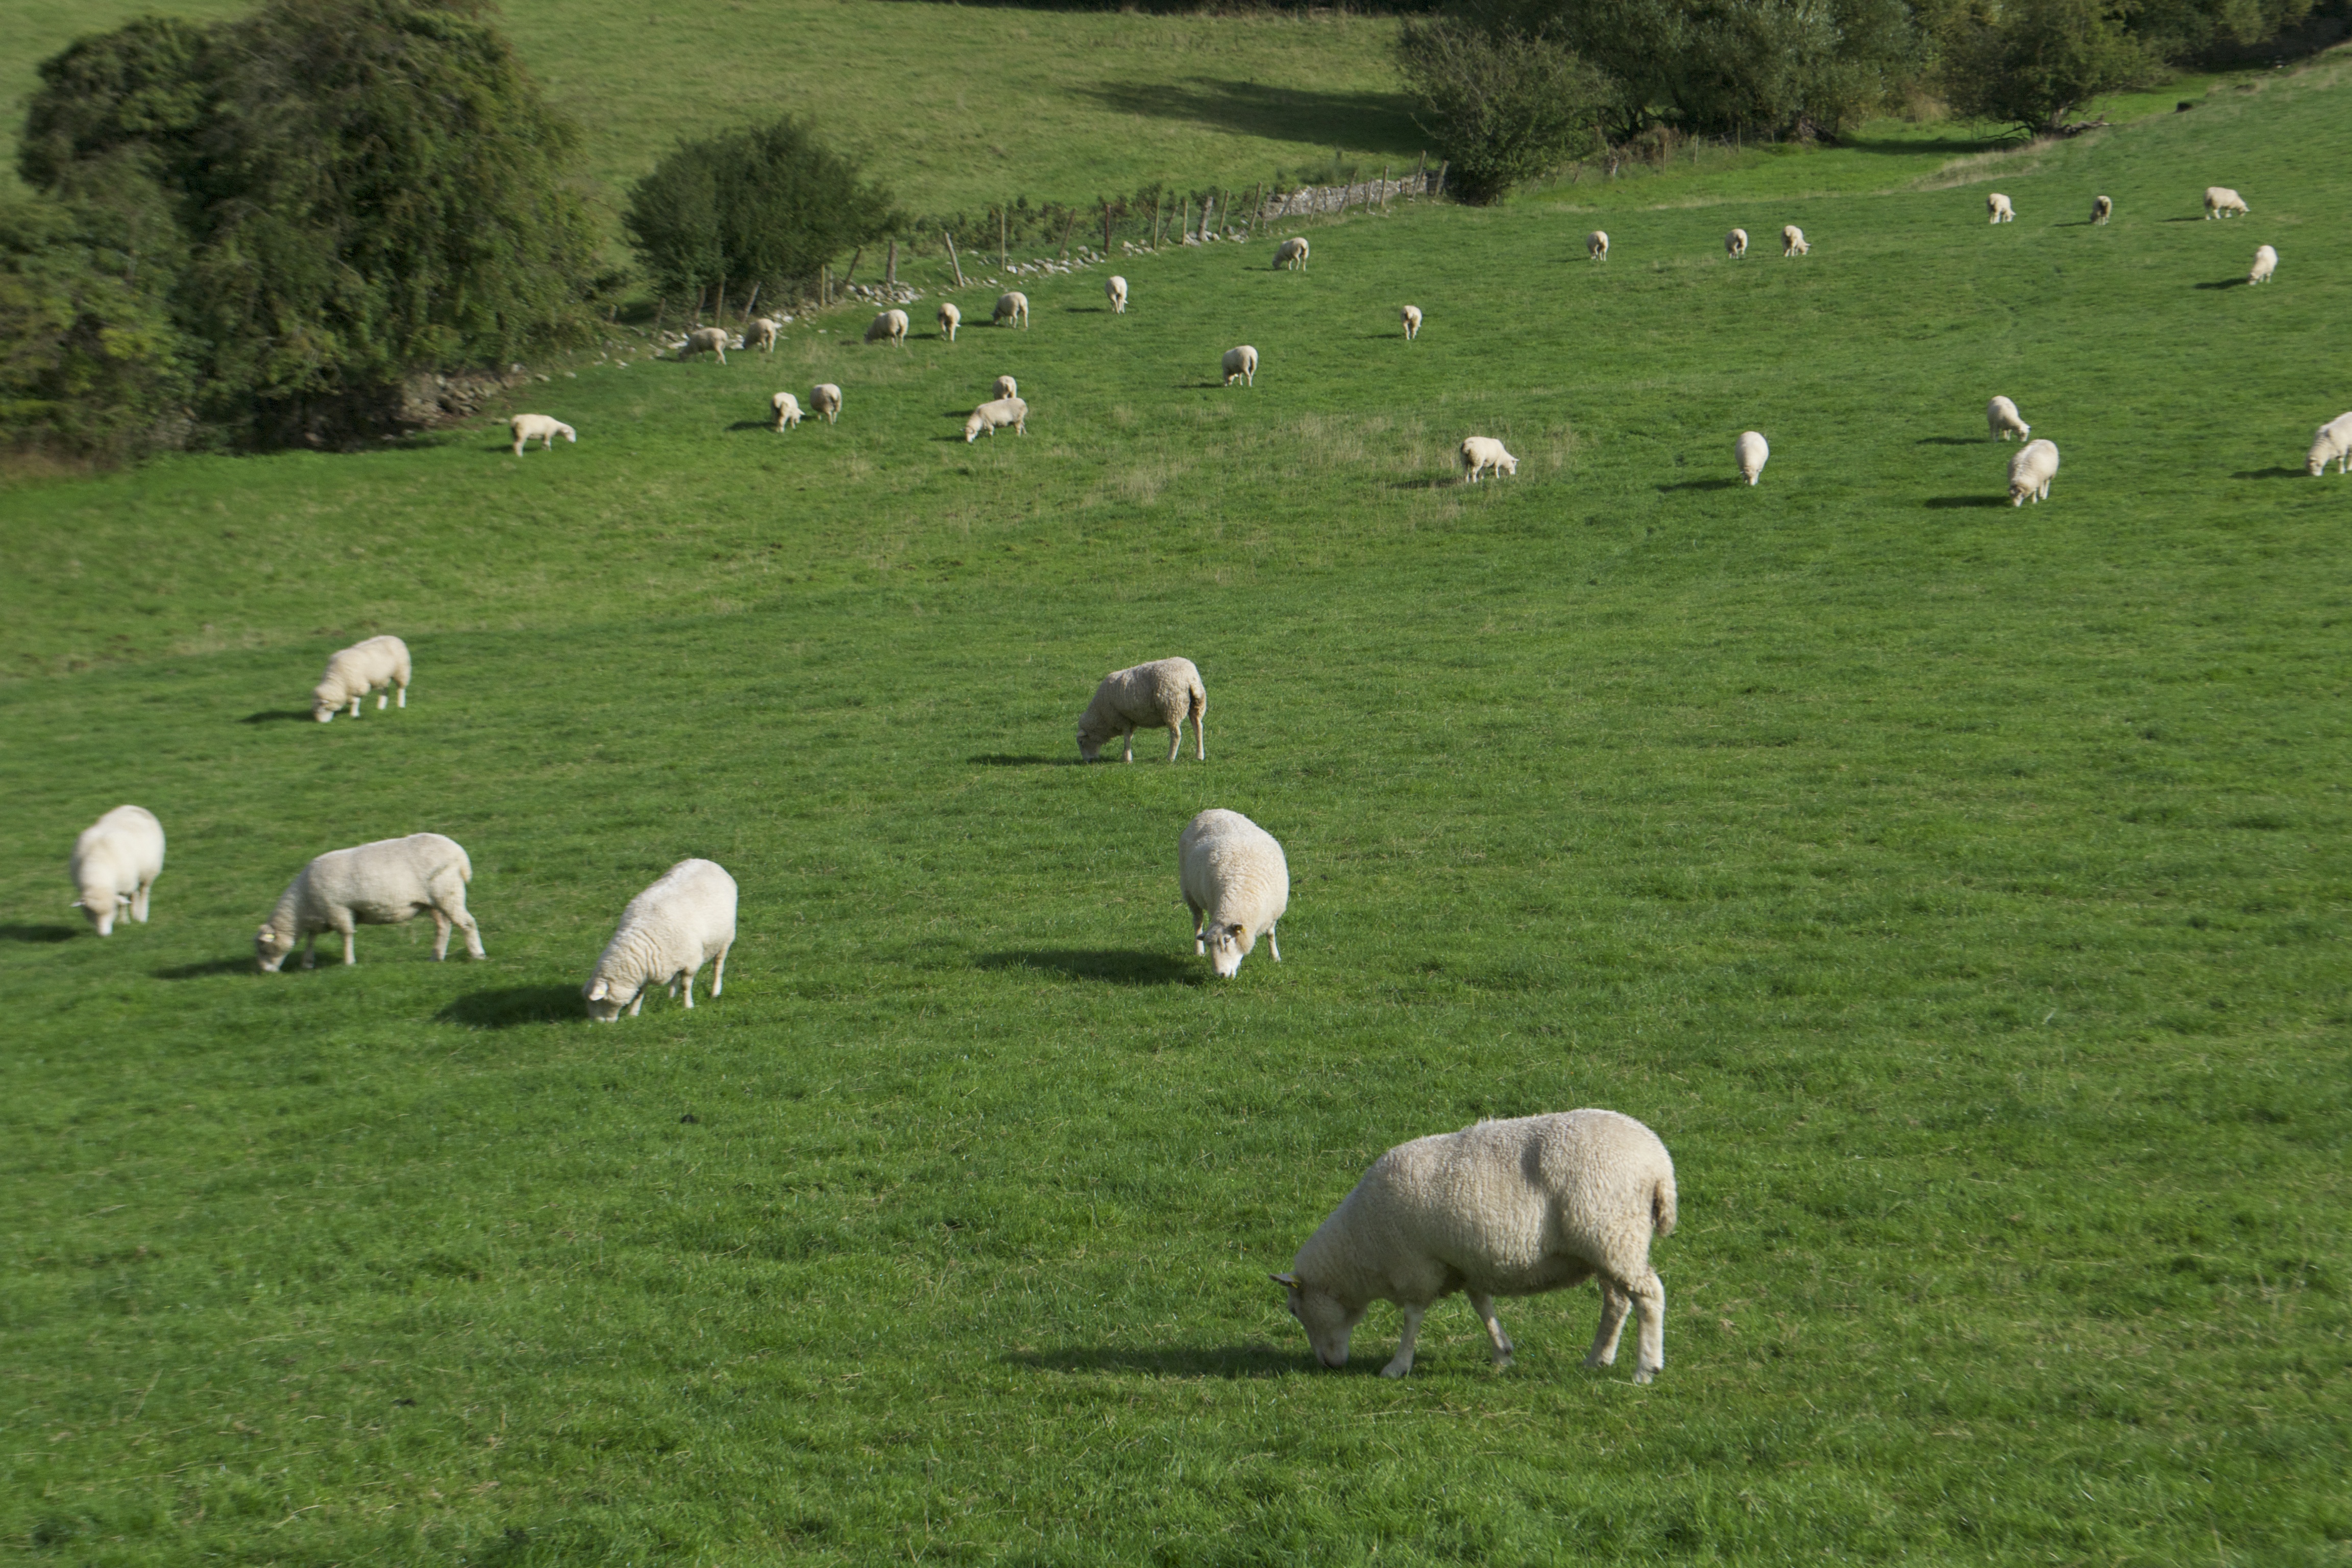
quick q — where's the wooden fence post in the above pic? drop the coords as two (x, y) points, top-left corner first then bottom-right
(943, 231), (965, 288)
(818, 265), (828, 307)
(999, 207), (1008, 270)
(1102, 203), (1114, 255)
(1058, 210), (1076, 258)
(886, 239), (897, 288)
(1179, 195), (1190, 244)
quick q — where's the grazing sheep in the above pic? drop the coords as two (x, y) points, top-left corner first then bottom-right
(1077, 656), (1205, 764)
(509, 413), (575, 455)
(746, 316), (780, 353)
(994, 291), (1030, 329)
(1107, 275), (1129, 313)
(866, 308), (911, 347)
(1987, 395), (2031, 442)
(2308, 412), (2352, 476)
(681, 326), (731, 363)
(69, 804), (164, 936)
(583, 859), (737, 1021)
(254, 832), (482, 971)
(2205, 186), (2249, 218)
(992, 374), (1018, 401)
(1272, 1110), (1678, 1382)
(937, 301), (961, 341)
(2092, 194), (2113, 224)
(1460, 436), (1517, 483)
(1781, 225), (1809, 256)
(1736, 430), (1769, 485)
(1988, 193), (2015, 224)
(964, 395), (1028, 442)
(1401, 304), (1423, 340)
(812, 383), (843, 425)
(771, 391), (802, 432)
(1587, 229), (1609, 260)
(1222, 346), (1258, 387)
(310, 634), (411, 723)
(1179, 808), (1285, 977)
(1273, 236), (1310, 271)
(2249, 243), (2278, 284)
(1726, 228), (1748, 258)
(2008, 438), (2060, 506)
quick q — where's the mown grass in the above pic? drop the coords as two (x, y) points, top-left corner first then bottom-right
(4, 39), (2350, 1568)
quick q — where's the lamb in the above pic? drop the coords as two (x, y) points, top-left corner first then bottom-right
(1076, 656), (1204, 764)
(1222, 346), (1258, 387)
(1273, 236), (1310, 271)
(1726, 228), (1748, 258)
(938, 301), (961, 341)
(1988, 193), (2015, 224)
(582, 859), (737, 1021)
(509, 414), (574, 455)
(812, 383), (843, 425)
(866, 308), (911, 347)
(1736, 430), (1769, 485)
(1272, 1110), (1678, 1383)
(1587, 229), (1609, 260)
(1401, 304), (1423, 340)
(2007, 438), (2060, 506)
(1781, 224), (1809, 256)
(994, 291), (1030, 329)
(681, 326), (730, 363)
(2205, 186), (2249, 218)
(964, 395), (1028, 442)
(746, 316), (781, 353)
(2092, 194), (2114, 224)
(1460, 436), (1517, 483)
(1179, 808), (1285, 977)
(2308, 412), (2352, 476)
(310, 634), (411, 723)
(1106, 274), (1129, 313)
(992, 374), (1018, 401)
(771, 391), (802, 431)
(69, 804), (164, 936)
(1987, 395), (2030, 441)
(254, 832), (483, 970)
(2249, 243), (2277, 284)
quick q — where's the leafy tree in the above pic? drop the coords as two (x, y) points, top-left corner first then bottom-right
(1935, 0), (2159, 132)
(1395, 19), (1612, 201)
(0, 194), (189, 459)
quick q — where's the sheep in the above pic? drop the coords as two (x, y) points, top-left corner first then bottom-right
(310, 634), (410, 723)
(2092, 194), (2114, 224)
(994, 291), (1030, 329)
(1271, 1109), (1678, 1382)
(2249, 243), (2278, 284)
(1222, 346), (1258, 387)
(509, 414), (574, 455)
(69, 804), (163, 936)
(582, 858), (737, 1021)
(1401, 304), (1423, 340)
(2008, 438), (2060, 506)
(1781, 224), (1809, 257)
(254, 832), (483, 970)
(746, 316), (780, 353)
(1587, 229), (1609, 260)
(681, 326), (730, 363)
(2205, 186), (2249, 218)
(964, 395), (1028, 442)
(1988, 193), (2015, 224)
(1179, 808), (1285, 977)
(1273, 236), (1310, 271)
(1736, 430), (1769, 485)
(1725, 228), (1748, 259)
(1460, 436), (1517, 483)
(1107, 275), (1129, 313)
(812, 383), (843, 425)
(992, 374), (1018, 401)
(1077, 656), (1205, 765)
(1987, 395), (2031, 441)
(866, 308), (911, 347)
(938, 301), (961, 341)
(771, 391), (802, 432)
(2308, 412), (2352, 476)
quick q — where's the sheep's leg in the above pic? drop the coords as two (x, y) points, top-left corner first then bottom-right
(712, 943), (729, 997)
(629, 990), (644, 1016)
(1586, 1279), (1633, 1368)
(1628, 1271), (1667, 1383)
(1380, 1303), (1426, 1378)
(132, 881), (152, 923)
(1468, 1292), (1514, 1368)
(681, 967), (696, 1009)
(340, 927), (357, 966)
(1195, 710), (1206, 761)
(1121, 727), (1135, 764)
(431, 911), (452, 961)
(302, 934), (320, 969)
(397, 682), (406, 707)
(1267, 923), (1281, 963)
(349, 695), (362, 718)
(1189, 902), (1206, 955)
(377, 688), (388, 709)
(1165, 724), (1181, 764)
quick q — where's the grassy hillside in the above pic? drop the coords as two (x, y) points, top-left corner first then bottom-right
(4, 39), (2349, 1568)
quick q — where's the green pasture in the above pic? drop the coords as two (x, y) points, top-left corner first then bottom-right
(5, 42), (2350, 1568)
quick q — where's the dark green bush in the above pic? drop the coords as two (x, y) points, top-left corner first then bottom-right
(1934, 0), (2162, 132)
(0, 194), (189, 460)
(1395, 19), (1612, 202)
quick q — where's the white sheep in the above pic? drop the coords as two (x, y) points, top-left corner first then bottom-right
(992, 374), (1018, 401)
(994, 291), (1030, 329)
(1725, 228), (1748, 259)
(1460, 436), (1517, 483)
(1222, 346), (1258, 387)
(1736, 430), (1769, 485)
(1987, 395), (2030, 441)
(2092, 194), (2113, 224)
(1179, 808), (1285, 977)
(1781, 224), (1808, 256)
(1272, 1110), (1678, 1382)
(2249, 243), (2277, 284)
(2206, 186), (2249, 218)
(964, 395), (1028, 442)
(771, 391), (802, 431)
(1107, 275), (1129, 313)
(311, 634), (411, 723)
(681, 326), (730, 363)
(812, 383), (843, 425)
(69, 804), (164, 936)
(1077, 656), (1205, 764)
(746, 317), (780, 353)
(1273, 236), (1310, 271)
(254, 832), (482, 970)
(866, 308), (910, 347)
(509, 414), (574, 455)
(2308, 412), (2352, 476)
(583, 858), (737, 1021)
(1401, 304), (1422, 340)
(1988, 193), (2015, 224)
(2008, 437), (2060, 506)
(938, 301), (961, 341)
(1587, 229), (1609, 260)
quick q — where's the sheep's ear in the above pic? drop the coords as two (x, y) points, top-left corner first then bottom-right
(1269, 1272), (1298, 1289)
(587, 980), (608, 1001)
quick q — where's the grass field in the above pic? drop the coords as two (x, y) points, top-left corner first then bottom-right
(6, 35), (2351, 1568)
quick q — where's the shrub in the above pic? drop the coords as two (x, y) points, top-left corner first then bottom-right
(0, 194), (189, 460)
(1395, 19), (1612, 202)
(1935, 0), (2161, 133)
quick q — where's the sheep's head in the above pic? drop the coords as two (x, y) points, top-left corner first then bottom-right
(1075, 724), (1107, 763)
(560, 425), (576, 444)
(1499, 454), (1520, 477)
(583, 977), (626, 1022)
(310, 683), (341, 722)
(254, 925), (296, 972)
(1207, 920), (1254, 977)
(1272, 1272), (1362, 1368)
(75, 889), (120, 936)
(2310, 441), (2334, 477)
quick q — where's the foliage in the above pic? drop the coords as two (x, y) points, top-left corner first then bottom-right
(1394, 18), (1611, 200)
(0, 192), (188, 458)
(1935, 0), (2162, 130)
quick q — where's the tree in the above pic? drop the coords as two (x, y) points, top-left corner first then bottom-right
(1936, 0), (2159, 133)
(0, 194), (189, 459)
(1395, 19), (1613, 202)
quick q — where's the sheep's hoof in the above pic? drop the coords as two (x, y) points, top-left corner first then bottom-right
(1491, 1353), (1514, 1371)
(1379, 1361), (1412, 1379)
(1631, 1367), (1658, 1385)
(1584, 1351), (1614, 1369)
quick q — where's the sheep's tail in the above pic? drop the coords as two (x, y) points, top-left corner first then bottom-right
(456, 846), (474, 885)
(1652, 1172), (1678, 1238)
(1188, 683), (1205, 727)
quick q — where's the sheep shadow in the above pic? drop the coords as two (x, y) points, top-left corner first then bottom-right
(1657, 478), (1740, 493)
(1914, 436), (1979, 447)
(726, 419), (782, 433)
(1068, 78), (1417, 153)
(239, 709), (314, 724)
(965, 753), (1075, 767)
(1003, 1344), (1301, 1380)
(153, 956), (257, 979)
(1924, 496), (2006, 509)
(2232, 466), (2309, 479)
(976, 949), (1200, 987)
(436, 984), (582, 1028)
(2194, 278), (2248, 290)
(1387, 476), (1465, 491)
(0, 923), (80, 944)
